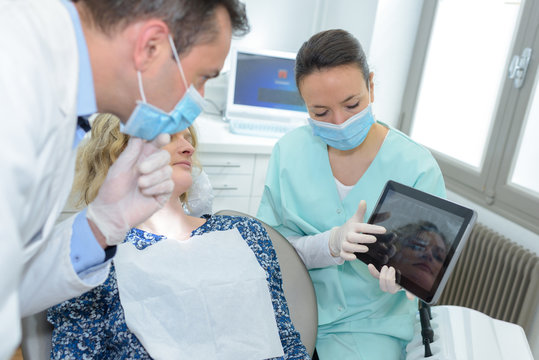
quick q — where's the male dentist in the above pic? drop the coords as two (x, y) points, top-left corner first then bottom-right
(0, 0), (249, 358)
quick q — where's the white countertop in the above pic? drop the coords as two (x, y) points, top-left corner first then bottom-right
(194, 113), (279, 155)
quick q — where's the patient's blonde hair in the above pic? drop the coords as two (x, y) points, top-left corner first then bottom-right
(72, 113), (198, 208)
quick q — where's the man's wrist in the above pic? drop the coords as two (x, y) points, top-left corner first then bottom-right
(87, 218), (107, 249)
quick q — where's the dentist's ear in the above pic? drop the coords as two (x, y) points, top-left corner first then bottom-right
(368, 72), (375, 103)
(131, 19), (171, 72)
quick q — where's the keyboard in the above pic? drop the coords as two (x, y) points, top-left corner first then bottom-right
(228, 117), (305, 138)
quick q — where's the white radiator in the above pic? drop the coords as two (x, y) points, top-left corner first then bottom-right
(436, 223), (539, 335)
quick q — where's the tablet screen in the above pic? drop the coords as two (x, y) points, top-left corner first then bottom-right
(356, 181), (477, 304)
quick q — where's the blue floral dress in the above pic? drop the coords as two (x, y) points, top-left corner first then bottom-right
(48, 215), (310, 360)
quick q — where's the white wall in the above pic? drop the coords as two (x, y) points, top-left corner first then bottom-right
(232, 0), (378, 54)
(316, 0), (378, 54)
(231, 0), (319, 53)
(447, 190), (539, 255)
(368, 0), (424, 127)
(204, 0), (379, 110)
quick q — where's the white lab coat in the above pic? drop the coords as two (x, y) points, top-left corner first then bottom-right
(0, 1), (110, 358)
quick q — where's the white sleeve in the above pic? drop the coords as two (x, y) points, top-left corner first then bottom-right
(19, 214), (111, 317)
(287, 231), (345, 269)
(0, 1), (104, 355)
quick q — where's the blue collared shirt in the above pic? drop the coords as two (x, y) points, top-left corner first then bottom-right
(62, 0), (109, 274)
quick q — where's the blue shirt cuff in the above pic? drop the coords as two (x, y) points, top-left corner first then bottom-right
(70, 209), (107, 274)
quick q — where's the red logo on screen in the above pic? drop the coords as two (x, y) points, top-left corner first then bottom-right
(278, 69), (288, 79)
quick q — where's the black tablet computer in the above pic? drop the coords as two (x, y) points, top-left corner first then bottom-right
(356, 180), (477, 304)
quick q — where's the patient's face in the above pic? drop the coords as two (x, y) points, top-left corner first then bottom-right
(163, 129), (195, 195)
(393, 230), (447, 291)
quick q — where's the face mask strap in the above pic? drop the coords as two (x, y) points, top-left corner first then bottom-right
(137, 71), (147, 103)
(168, 34), (189, 91)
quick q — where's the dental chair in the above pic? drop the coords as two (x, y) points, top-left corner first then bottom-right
(20, 211), (318, 360)
(20, 311), (52, 360)
(216, 210), (318, 358)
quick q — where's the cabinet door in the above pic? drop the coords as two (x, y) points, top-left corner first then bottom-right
(198, 152), (256, 216)
(208, 174), (252, 197)
(198, 152), (254, 175)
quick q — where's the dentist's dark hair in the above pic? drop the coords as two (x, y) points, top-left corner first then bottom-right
(295, 29), (370, 91)
(72, 0), (250, 56)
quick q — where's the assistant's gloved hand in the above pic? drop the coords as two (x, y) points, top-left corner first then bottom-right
(87, 134), (173, 246)
(368, 264), (416, 300)
(329, 200), (386, 261)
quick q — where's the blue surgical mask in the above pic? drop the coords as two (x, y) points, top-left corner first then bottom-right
(123, 35), (204, 140)
(308, 90), (375, 151)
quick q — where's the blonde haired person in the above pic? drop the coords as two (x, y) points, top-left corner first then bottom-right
(72, 113), (196, 210)
(48, 114), (309, 360)
(71, 113), (214, 218)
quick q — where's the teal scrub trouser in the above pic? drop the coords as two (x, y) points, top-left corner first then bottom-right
(315, 332), (406, 360)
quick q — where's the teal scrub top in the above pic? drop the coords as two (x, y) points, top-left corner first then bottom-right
(257, 124), (446, 360)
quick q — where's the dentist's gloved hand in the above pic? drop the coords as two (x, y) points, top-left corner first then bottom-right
(87, 134), (173, 246)
(368, 264), (416, 300)
(329, 200), (386, 261)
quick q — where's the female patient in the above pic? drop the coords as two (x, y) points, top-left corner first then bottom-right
(48, 114), (309, 360)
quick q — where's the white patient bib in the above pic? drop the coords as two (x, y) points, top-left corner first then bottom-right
(114, 228), (284, 360)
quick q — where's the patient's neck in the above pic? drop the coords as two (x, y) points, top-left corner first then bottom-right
(137, 196), (205, 241)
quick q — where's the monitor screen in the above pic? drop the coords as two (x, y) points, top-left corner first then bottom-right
(232, 52), (306, 113)
(225, 48), (309, 137)
(226, 48), (309, 120)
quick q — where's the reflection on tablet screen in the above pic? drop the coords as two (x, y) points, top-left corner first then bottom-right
(390, 222), (448, 292)
(357, 181), (477, 304)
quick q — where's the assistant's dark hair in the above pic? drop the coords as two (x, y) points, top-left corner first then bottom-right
(295, 29), (370, 90)
(73, 0), (250, 56)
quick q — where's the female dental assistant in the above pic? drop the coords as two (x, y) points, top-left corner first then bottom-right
(257, 29), (446, 359)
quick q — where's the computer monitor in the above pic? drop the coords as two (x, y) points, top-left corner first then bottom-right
(225, 48), (308, 137)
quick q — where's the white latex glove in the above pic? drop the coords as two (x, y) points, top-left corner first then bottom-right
(368, 264), (416, 300)
(329, 200), (386, 261)
(87, 134), (173, 245)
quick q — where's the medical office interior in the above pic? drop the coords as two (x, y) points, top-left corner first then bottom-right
(194, 0), (539, 358)
(13, 0), (539, 359)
